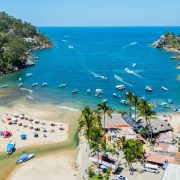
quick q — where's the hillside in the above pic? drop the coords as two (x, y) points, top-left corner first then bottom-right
(0, 12), (52, 74)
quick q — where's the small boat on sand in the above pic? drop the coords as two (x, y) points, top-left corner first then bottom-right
(18, 83), (23, 87)
(112, 93), (121, 98)
(59, 84), (67, 88)
(41, 83), (48, 87)
(145, 86), (153, 92)
(6, 141), (15, 155)
(32, 83), (38, 87)
(16, 153), (35, 164)
(115, 85), (125, 90)
(162, 86), (168, 91)
(72, 89), (79, 94)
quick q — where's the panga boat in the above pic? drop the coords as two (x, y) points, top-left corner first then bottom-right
(41, 83), (48, 87)
(95, 89), (103, 94)
(18, 83), (23, 87)
(160, 102), (170, 108)
(102, 99), (108, 103)
(32, 83), (38, 87)
(26, 73), (33, 77)
(162, 86), (168, 91)
(6, 141), (15, 155)
(115, 85), (125, 90)
(72, 89), (79, 94)
(145, 86), (153, 92)
(94, 93), (102, 98)
(59, 84), (67, 88)
(87, 89), (91, 94)
(120, 99), (128, 105)
(16, 153), (35, 164)
(112, 93), (121, 98)
(0, 84), (8, 88)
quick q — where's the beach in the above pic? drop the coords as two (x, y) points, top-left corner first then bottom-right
(0, 102), (81, 180)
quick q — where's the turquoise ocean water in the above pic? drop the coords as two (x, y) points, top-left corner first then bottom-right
(0, 27), (180, 111)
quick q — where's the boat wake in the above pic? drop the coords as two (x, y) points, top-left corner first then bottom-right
(114, 74), (133, 87)
(90, 72), (108, 80)
(125, 68), (143, 79)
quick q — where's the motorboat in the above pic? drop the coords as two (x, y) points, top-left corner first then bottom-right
(0, 84), (8, 88)
(95, 89), (103, 94)
(72, 89), (79, 94)
(19, 78), (22, 81)
(6, 141), (15, 155)
(26, 73), (32, 77)
(68, 45), (74, 49)
(145, 86), (153, 92)
(102, 99), (108, 103)
(160, 102), (170, 108)
(16, 153), (35, 164)
(32, 83), (38, 87)
(59, 84), (67, 88)
(115, 85), (125, 90)
(41, 83), (48, 87)
(120, 99), (128, 105)
(112, 93), (121, 98)
(94, 93), (102, 98)
(132, 63), (137, 67)
(18, 83), (23, 87)
(86, 89), (91, 94)
(162, 86), (168, 91)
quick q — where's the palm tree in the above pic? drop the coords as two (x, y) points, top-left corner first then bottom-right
(138, 99), (157, 142)
(126, 92), (139, 121)
(79, 106), (95, 142)
(97, 102), (114, 129)
(116, 136), (126, 151)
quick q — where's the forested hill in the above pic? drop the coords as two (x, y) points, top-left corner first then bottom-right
(0, 12), (52, 74)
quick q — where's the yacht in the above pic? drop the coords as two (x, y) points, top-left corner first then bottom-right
(94, 93), (101, 98)
(95, 89), (103, 94)
(115, 85), (125, 90)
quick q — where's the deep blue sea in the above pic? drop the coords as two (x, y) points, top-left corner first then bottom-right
(1, 27), (180, 111)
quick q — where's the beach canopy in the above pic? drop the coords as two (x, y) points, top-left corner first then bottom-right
(3, 130), (11, 137)
(20, 133), (27, 140)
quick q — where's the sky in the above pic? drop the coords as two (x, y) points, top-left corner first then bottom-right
(0, 0), (180, 27)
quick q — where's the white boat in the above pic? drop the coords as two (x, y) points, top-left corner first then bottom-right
(41, 83), (48, 87)
(145, 86), (153, 92)
(59, 84), (67, 88)
(26, 73), (33, 77)
(32, 83), (38, 87)
(0, 84), (8, 88)
(72, 89), (79, 94)
(132, 63), (137, 67)
(68, 45), (74, 49)
(87, 89), (91, 94)
(18, 83), (23, 87)
(173, 108), (180, 113)
(94, 93), (101, 98)
(95, 89), (103, 94)
(115, 85), (125, 90)
(102, 99), (108, 103)
(120, 99), (128, 105)
(112, 93), (121, 98)
(160, 102), (170, 108)
(162, 86), (168, 91)
(19, 78), (22, 82)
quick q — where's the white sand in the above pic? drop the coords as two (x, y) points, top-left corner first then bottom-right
(10, 151), (78, 180)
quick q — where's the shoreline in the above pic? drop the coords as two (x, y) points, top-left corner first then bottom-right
(0, 102), (81, 180)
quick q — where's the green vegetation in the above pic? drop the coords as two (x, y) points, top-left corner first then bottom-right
(0, 11), (52, 74)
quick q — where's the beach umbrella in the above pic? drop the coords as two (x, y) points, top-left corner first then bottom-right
(3, 130), (11, 137)
(20, 133), (27, 140)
